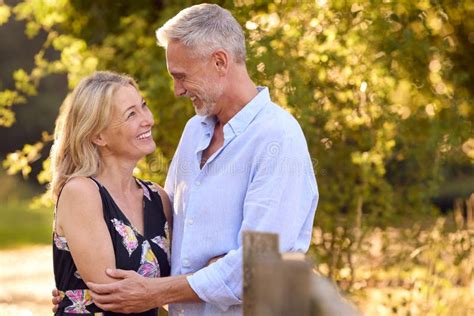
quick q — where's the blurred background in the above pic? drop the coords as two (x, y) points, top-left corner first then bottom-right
(0, 0), (472, 315)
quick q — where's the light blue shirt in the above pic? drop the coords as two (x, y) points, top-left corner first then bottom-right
(165, 87), (318, 316)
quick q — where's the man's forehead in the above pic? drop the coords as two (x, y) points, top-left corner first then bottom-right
(166, 43), (201, 74)
(166, 44), (186, 68)
(166, 56), (185, 75)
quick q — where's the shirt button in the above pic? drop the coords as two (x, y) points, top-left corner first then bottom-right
(187, 219), (194, 225)
(183, 259), (190, 267)
(195, 181), (201, 186)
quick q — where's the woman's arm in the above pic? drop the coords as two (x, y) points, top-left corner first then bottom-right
(56, 177), (117, 284)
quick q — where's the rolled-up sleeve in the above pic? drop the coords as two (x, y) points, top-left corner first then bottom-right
(187, 248), (243, 311)
(186, 133), (318, 311)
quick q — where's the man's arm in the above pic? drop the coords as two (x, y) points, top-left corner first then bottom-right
(86, 252), (225, 313)
(87, 271), (200, 313)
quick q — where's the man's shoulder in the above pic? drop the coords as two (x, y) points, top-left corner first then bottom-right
(184, 115), (202, 129)
(178, 115), (202, 138)
(255, 101), (303, 138)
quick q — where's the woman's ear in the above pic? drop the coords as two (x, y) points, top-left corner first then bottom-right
(92, 133), (107, 147)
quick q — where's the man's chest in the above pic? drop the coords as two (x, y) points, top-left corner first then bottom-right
(200, 124), (224, 168)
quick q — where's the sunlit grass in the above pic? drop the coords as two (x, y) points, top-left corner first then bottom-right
(0, 169), (53, 248)
(0, 201), (52, 249)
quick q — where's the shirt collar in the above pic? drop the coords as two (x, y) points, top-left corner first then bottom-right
(200, 86), (270, 135)
(227, 86), (269, 135)
(200, 115), (217, 132)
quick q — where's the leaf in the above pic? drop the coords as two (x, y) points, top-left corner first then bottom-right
(0, 4), (11, 25)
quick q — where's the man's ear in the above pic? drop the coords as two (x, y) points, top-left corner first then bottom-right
(92, 133), (107, 147)
(212, 50), (229, 75)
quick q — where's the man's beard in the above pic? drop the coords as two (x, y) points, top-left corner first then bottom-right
(193, 81), (224, 117)
(195, 99), (215, 116)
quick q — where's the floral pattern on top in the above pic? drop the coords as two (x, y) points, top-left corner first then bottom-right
(64, 289), (93, 314)
(164, 221), (169, 238)
(137, 180), (151, 201)
(54, 232), (70, 251)
(137, 240), (160, 278)
(151, 222), (170, 263)
(148, 182), (160, 193)
(111, 218), (138, 256)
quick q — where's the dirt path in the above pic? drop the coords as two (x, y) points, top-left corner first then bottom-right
(0, 246), (54, 315)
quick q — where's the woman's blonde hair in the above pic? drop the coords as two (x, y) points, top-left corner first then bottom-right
(50, 71), (138, 199)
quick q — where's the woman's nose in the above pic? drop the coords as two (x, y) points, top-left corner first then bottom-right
(141, 110), (154, 127)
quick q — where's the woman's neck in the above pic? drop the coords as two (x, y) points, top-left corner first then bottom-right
(94, 156), (138, 196)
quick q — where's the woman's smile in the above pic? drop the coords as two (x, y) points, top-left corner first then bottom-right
(137, 130), (152, 141)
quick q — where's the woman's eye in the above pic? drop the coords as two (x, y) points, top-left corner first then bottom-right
(127, 111), (136, 119)
(142, 101), (148, 108)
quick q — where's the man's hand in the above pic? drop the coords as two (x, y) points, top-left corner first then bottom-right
(51, 288), (62, 313)
(87, 269), (159, 313)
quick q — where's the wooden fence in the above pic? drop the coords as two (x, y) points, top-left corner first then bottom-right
(160, 231), (358, 315)
(243, 231), (358, 316)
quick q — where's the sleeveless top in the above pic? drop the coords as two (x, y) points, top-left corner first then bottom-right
(53, 177), (171, 315)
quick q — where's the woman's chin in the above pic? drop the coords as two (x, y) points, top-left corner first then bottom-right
(143, 141), (157, 155)
(146, 143), (157, 155)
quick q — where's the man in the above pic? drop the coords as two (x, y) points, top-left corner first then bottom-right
(53, 3), (318, 315)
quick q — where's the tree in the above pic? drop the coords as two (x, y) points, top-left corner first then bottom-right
(1, 0), (472, 285)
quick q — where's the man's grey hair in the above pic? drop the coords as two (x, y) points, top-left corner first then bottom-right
(156, 3), (246, 64)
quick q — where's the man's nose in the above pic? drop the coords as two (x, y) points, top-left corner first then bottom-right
(173, 80), (186, 97)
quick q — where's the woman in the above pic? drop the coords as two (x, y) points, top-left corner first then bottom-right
(51, 71), (171, 315)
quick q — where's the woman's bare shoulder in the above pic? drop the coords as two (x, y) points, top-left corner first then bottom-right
(58, 177), (101, 212)
(55, 177), (103, 235)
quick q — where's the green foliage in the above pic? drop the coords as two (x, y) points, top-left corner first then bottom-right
(0, 2), (11, 26)
(310, 217), (474, 315)
(2, 131), (52, 178)
(1, 0), (471, 213)
(0, 0), (471, 230)
(0, 89), (26, 126)
(0, 0), (471, 221)
(235, 0), (473, 227)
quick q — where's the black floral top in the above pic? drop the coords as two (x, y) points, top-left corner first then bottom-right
(53, 177), (171, 315)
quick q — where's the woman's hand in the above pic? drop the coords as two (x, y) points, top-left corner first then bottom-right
(206, 254), (226, 266)
(51, 288), (61, 313)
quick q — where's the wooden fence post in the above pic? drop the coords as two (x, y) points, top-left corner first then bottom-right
(243, 231), (280, 316)
(253, 258), (312, 315)
(467, 193), (474, 229)
(243, 231), (359, 316)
